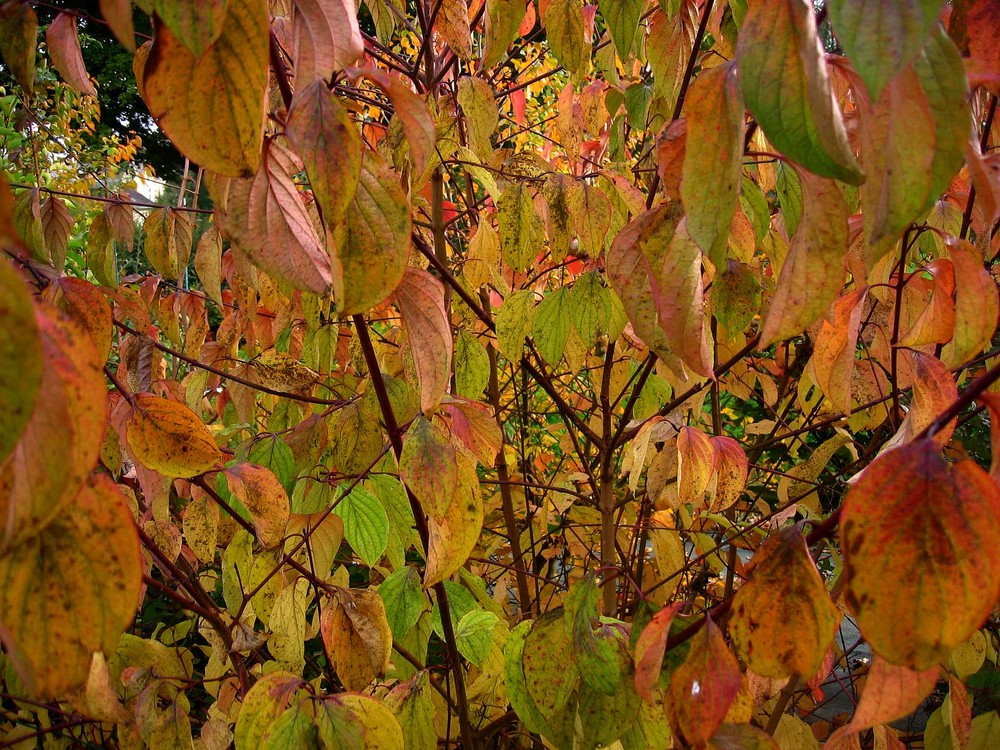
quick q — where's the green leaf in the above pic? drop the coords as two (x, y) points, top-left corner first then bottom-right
(247, 435), (296, 495)
(598, 0), (643, 60)
(828, 0), (945, 101)
(334, 486), (390, 568)
(482, 0), (522, 69)
(455, 329), (490, 398)
(532, 287), (572, 366)
(0, 2), (37, 94)
(454, 610), (500, 667)
(564, 575), (620, 694)
(737, 0), (864, 184)
(379, 567), (426, 641)
(681, 62), (745, 267)
(504, 621), (554, 736)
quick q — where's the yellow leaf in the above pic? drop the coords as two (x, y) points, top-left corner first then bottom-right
(424, 451), (483, 586)
(142, 0), (267, 176)
(226, 463), (290, 549)
(126, 393), (222, 478)
(320, 588), (392, 691)
(268, 578), (311, 673)
(730, 528), (841, 679)
(0, 258), (42, 464)
(0, 473), (142, 699)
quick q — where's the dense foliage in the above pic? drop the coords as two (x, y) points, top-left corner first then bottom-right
(2, 0), (1000, 748)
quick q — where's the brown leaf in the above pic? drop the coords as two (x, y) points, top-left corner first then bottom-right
(46, 13), (97, 97)
(320, 588), (392, 691)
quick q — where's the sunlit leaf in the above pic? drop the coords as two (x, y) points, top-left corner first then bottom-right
(292, 0), (363, 85)
(730, 528), (841, 679)
(842, 440), (1000, 669)
(737, 0), (863, 184)
(143, 0), (267, 176)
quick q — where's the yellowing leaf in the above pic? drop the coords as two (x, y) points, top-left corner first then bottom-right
(211, 139), (333, 294)
(710, 436), (748, 512)
(424, 452), (482, 586)
(268, 578), (311, 673)
(320, 588), (392, 691)
(234, 672), (309, 750)
(836, 656), (940, 735)
(760, 170), (848, 346)
(496, 289), (537, 359)
(666, 618), (741, 748)
(384, 672), (436, 750)
(394, 267), (452, 413)
(318, 694), (404, 749)
(828, 0), (945, 101)
(152, 0), (227, 57)
(0, 259), (41, 464)
(677, 426), (715, 511)
(143, 206), (192, 282)
(0, 1), (36, 94)
(498, 181), (544, 273)
(143, 0), (267, 176)
(682, 62), (745, 267)
(651, 219), (713, 378)
(0, 473), (141, 699)
(47, 13), (97, 97)
(291, 0), (363, 86)
(543, 0), (587, 73)
(127, 393), (222, 478)
(810, 287), (868, 415)
(284, 512), (344, 580)
(941, 238), (1000, 367)
(336, 151), (411, 315)
(482, 0), (522, 68)
(286, 80), (362, 237)
(1, 310), (105, 550)
(730, 528), (841, 679)
(358, 69), (436, 178)
(400, 415), (458, 518)
(194, 224), (224, 307)
(225, 464), (291, 549)
(737, 0), (863, 184)
(437, 0), (473, 60)
(842, 440), (1000, 669)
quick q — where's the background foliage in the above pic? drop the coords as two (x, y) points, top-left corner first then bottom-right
(2, 0), (1000, 748)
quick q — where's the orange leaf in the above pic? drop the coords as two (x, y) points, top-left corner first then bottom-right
(842, 440), (1000, 669)
(677, 426), (715, 511)
(941, 237), (1000, 368)
(730, 528), (841, 679)
(810, 287), (868, 415)
(225, 464), (291, 549)
(633, 602), (684, 704)
(666, 618), (741, 748)
(709, 436), (748, 512)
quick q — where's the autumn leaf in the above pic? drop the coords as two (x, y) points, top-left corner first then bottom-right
(225, 463), (291, 549)
(0, 473), (141, 699)
(126, 393), (222, 479)
(666, 618), (742, 748)
(633, 602), (684, 704)
(730, 528), (841, 679)
(841, 440), (1000, 669)
(737, 0), (863, 184)
(394, 268), (453, 414)
(321, 588), (393, 691)
(46, 13), (97, 97)
(0, 259), (42, 464)
(142, 0), (268, 176)
(0, 1), (36, 94)
(292, 0), (363, 85)
(400, 415), (458, 518)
